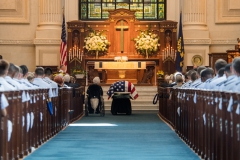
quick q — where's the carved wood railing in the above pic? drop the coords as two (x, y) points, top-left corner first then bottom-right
(158, 87), (240, 160)
(0, 87), (84, 160)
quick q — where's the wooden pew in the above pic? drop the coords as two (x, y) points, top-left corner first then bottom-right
(158, 88), (240, 160)
(233, 93), (240, 160)
(0, 87), (84, 159)
(0, 92), (8, 160)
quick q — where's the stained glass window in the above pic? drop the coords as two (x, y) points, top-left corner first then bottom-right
(79, 0), (166, 20)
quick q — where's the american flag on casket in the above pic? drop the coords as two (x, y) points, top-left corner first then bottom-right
(107, 81), (138, 100)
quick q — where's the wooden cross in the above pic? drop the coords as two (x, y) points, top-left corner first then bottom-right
(115, 20), (128, 53)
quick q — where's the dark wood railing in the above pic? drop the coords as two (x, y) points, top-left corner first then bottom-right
(158, 87), (240, 160)
(0, 87), (84, 160)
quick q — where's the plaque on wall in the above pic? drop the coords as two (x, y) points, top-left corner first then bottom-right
(191, 55), (203, 66)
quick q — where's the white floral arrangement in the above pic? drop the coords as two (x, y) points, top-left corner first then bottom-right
(134, 31), (160, 57)
(84, 29), (110, 55)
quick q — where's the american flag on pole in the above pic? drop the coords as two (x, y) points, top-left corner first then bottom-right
(107, 81), (138, 100)
(60, 12), (67, 66)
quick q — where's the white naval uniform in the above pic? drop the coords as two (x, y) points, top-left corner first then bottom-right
(189, 78), (202, 88)
(43, 77), (58, 97)
(197, 78), (212, 89)
(229, 77), (240, 92)
(218, 75), (238, 91)
(0, 77), (16, 91)
(181, 80), (192, 88)
(32, 78), (53, 98)
(5, 76), (30, 102)
(207, 74), (226, 90)
(20, 79), (39, 89)
(0, 84), (9, 110)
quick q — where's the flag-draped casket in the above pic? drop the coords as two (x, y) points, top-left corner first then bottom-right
(107, 81), (137, 115)
(107, 81), (138, 100)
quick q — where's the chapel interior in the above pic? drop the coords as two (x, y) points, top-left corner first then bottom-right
(0, 0), (240, 160)
(0, 0), (240, 83)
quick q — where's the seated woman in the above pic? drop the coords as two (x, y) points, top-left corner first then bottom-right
(85, 77), (104, 115)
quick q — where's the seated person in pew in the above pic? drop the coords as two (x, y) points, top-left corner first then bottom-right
(227, 57), (240, 92)
(189, 70), (198, 87)
(5, 64), (30, 102)
(44, 67), (58, 97)
(207, 59), (227, 89)
(54, 75), (67, 88)
(63, 74), (80, 88)
(20, 65), (39, 89)
(32, 67), (54, 98)
(5, 64), (29, 90)
(5, 63), (19, 90)
(63, 74), (80, 97)
(197, 68), (214, 89)
(168, 74), (177, 87)
(218, 67), (225, 77)
(0, 60), (16, 91)
(217, 63), (237, 91)
(173, 74), (184, 88)
(181, 69), (195, 88)
(188, 66), (206, 88)
(160, 74), (170, 87)
(0, 59), (10, 117)
(27, 72), (39, 87)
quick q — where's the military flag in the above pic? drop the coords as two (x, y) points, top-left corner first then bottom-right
(176, 12), (184, 72)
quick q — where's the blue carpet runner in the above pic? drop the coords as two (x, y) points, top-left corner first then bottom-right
(24, 112), (199, 160)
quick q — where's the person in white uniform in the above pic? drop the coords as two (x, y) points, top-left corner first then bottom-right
(43, 68), (58, 97)
(32, 67), (53, 98)
(20, 65), (38, 89)
(181, 70), (194, 88)
(5, 63), (28, 90)
(217, 63), (237, 91)
(207, 59), (227, 89)
(0, 60), (16, 91)
(197, 68), (214, 89)
(0, 59), (10, 117)
(228, 58), (240, 92)
(189, 66), (206, 88)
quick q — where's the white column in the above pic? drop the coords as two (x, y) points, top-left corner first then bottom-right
(38, 0), (62, 29)
(34, 0), (63, 66)
(183, 0), (207, 30)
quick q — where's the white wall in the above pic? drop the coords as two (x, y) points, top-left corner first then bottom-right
(0, 0), (239, 72)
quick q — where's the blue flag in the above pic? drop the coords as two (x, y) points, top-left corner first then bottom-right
(176, 12), (184, 72)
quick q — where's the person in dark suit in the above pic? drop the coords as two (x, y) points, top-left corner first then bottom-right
(63, 74), (80, 88)
(63, 74), (80, 97)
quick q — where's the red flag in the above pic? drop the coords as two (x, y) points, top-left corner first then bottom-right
(60, 13), (67, 66)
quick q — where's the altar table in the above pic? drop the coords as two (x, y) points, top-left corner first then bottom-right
(86, 61), (156, 85)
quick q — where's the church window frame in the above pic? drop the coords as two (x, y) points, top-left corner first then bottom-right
(79, 0), (166, 21)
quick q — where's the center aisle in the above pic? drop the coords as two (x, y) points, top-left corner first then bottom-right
(24, 112), (200, 160)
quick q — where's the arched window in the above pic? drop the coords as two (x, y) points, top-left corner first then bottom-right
(79, 0), (166, 20)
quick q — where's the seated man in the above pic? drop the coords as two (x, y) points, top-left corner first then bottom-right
(85, 77), (104, 115)
(63, 74), (80, 97)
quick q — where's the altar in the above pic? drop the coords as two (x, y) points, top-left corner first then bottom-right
(66, 9), (178, 86)
(87, 61), (156, 85)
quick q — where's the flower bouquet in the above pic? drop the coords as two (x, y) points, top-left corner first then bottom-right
(157, 70), (164, 78)
(133, 30), (160, 58)
(84, 29), (110, 58)
(71, 66), (86, 78)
